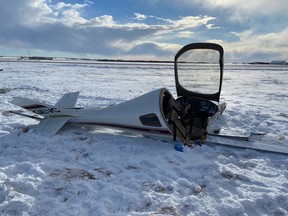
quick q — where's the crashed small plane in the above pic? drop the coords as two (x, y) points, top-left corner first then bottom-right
(10, 43), (226, 144)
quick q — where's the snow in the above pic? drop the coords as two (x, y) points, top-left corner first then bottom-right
(0, 61), (288, 215)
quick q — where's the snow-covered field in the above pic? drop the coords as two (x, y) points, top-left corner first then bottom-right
(0, 60), (287, 215)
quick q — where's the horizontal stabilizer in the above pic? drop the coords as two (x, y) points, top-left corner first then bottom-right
(55, 92), (79, 108)
(8, 110), (42, 120)
(12, 97), (50, 110)
(11, 97), (60, 117)
(34, 117), (70, 136)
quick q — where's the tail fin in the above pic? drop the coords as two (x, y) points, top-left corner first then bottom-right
(55, 92), (79, 108)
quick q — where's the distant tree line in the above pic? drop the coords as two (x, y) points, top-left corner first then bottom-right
(20, 56), (53, 60)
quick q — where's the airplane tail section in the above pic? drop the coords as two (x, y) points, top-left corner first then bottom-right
(35, 116), (71, 136)
(11, 97), (54, 117)
(11, 92), (80, 135)
(11, 92), (80, 117)
(55, 92), (79, 108)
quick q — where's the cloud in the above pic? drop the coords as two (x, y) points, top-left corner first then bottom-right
(90, 15), (116, 26)
(0, 1), (216, 59)
(222, 27), (288, 61)
(176, 31), (194, 38)
(169, 16), (215, 30)
(0, 0), (51, 27)
(0, 0), (286, 62)
(210, 0), (287, 18)
(127, 41), (175, 55)
(177, 0), (288, 24)
(151, 0), (288, 61)
(134, 13), (147, 21)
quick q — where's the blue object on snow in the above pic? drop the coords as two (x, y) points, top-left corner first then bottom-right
(174, 144), (184, 152)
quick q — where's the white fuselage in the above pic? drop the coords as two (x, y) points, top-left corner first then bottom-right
(60, 88), (173, 137)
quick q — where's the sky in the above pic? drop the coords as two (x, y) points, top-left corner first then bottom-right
(0, 0), (287, 62)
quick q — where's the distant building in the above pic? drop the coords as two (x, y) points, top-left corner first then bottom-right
(270, 60), (287, 65)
